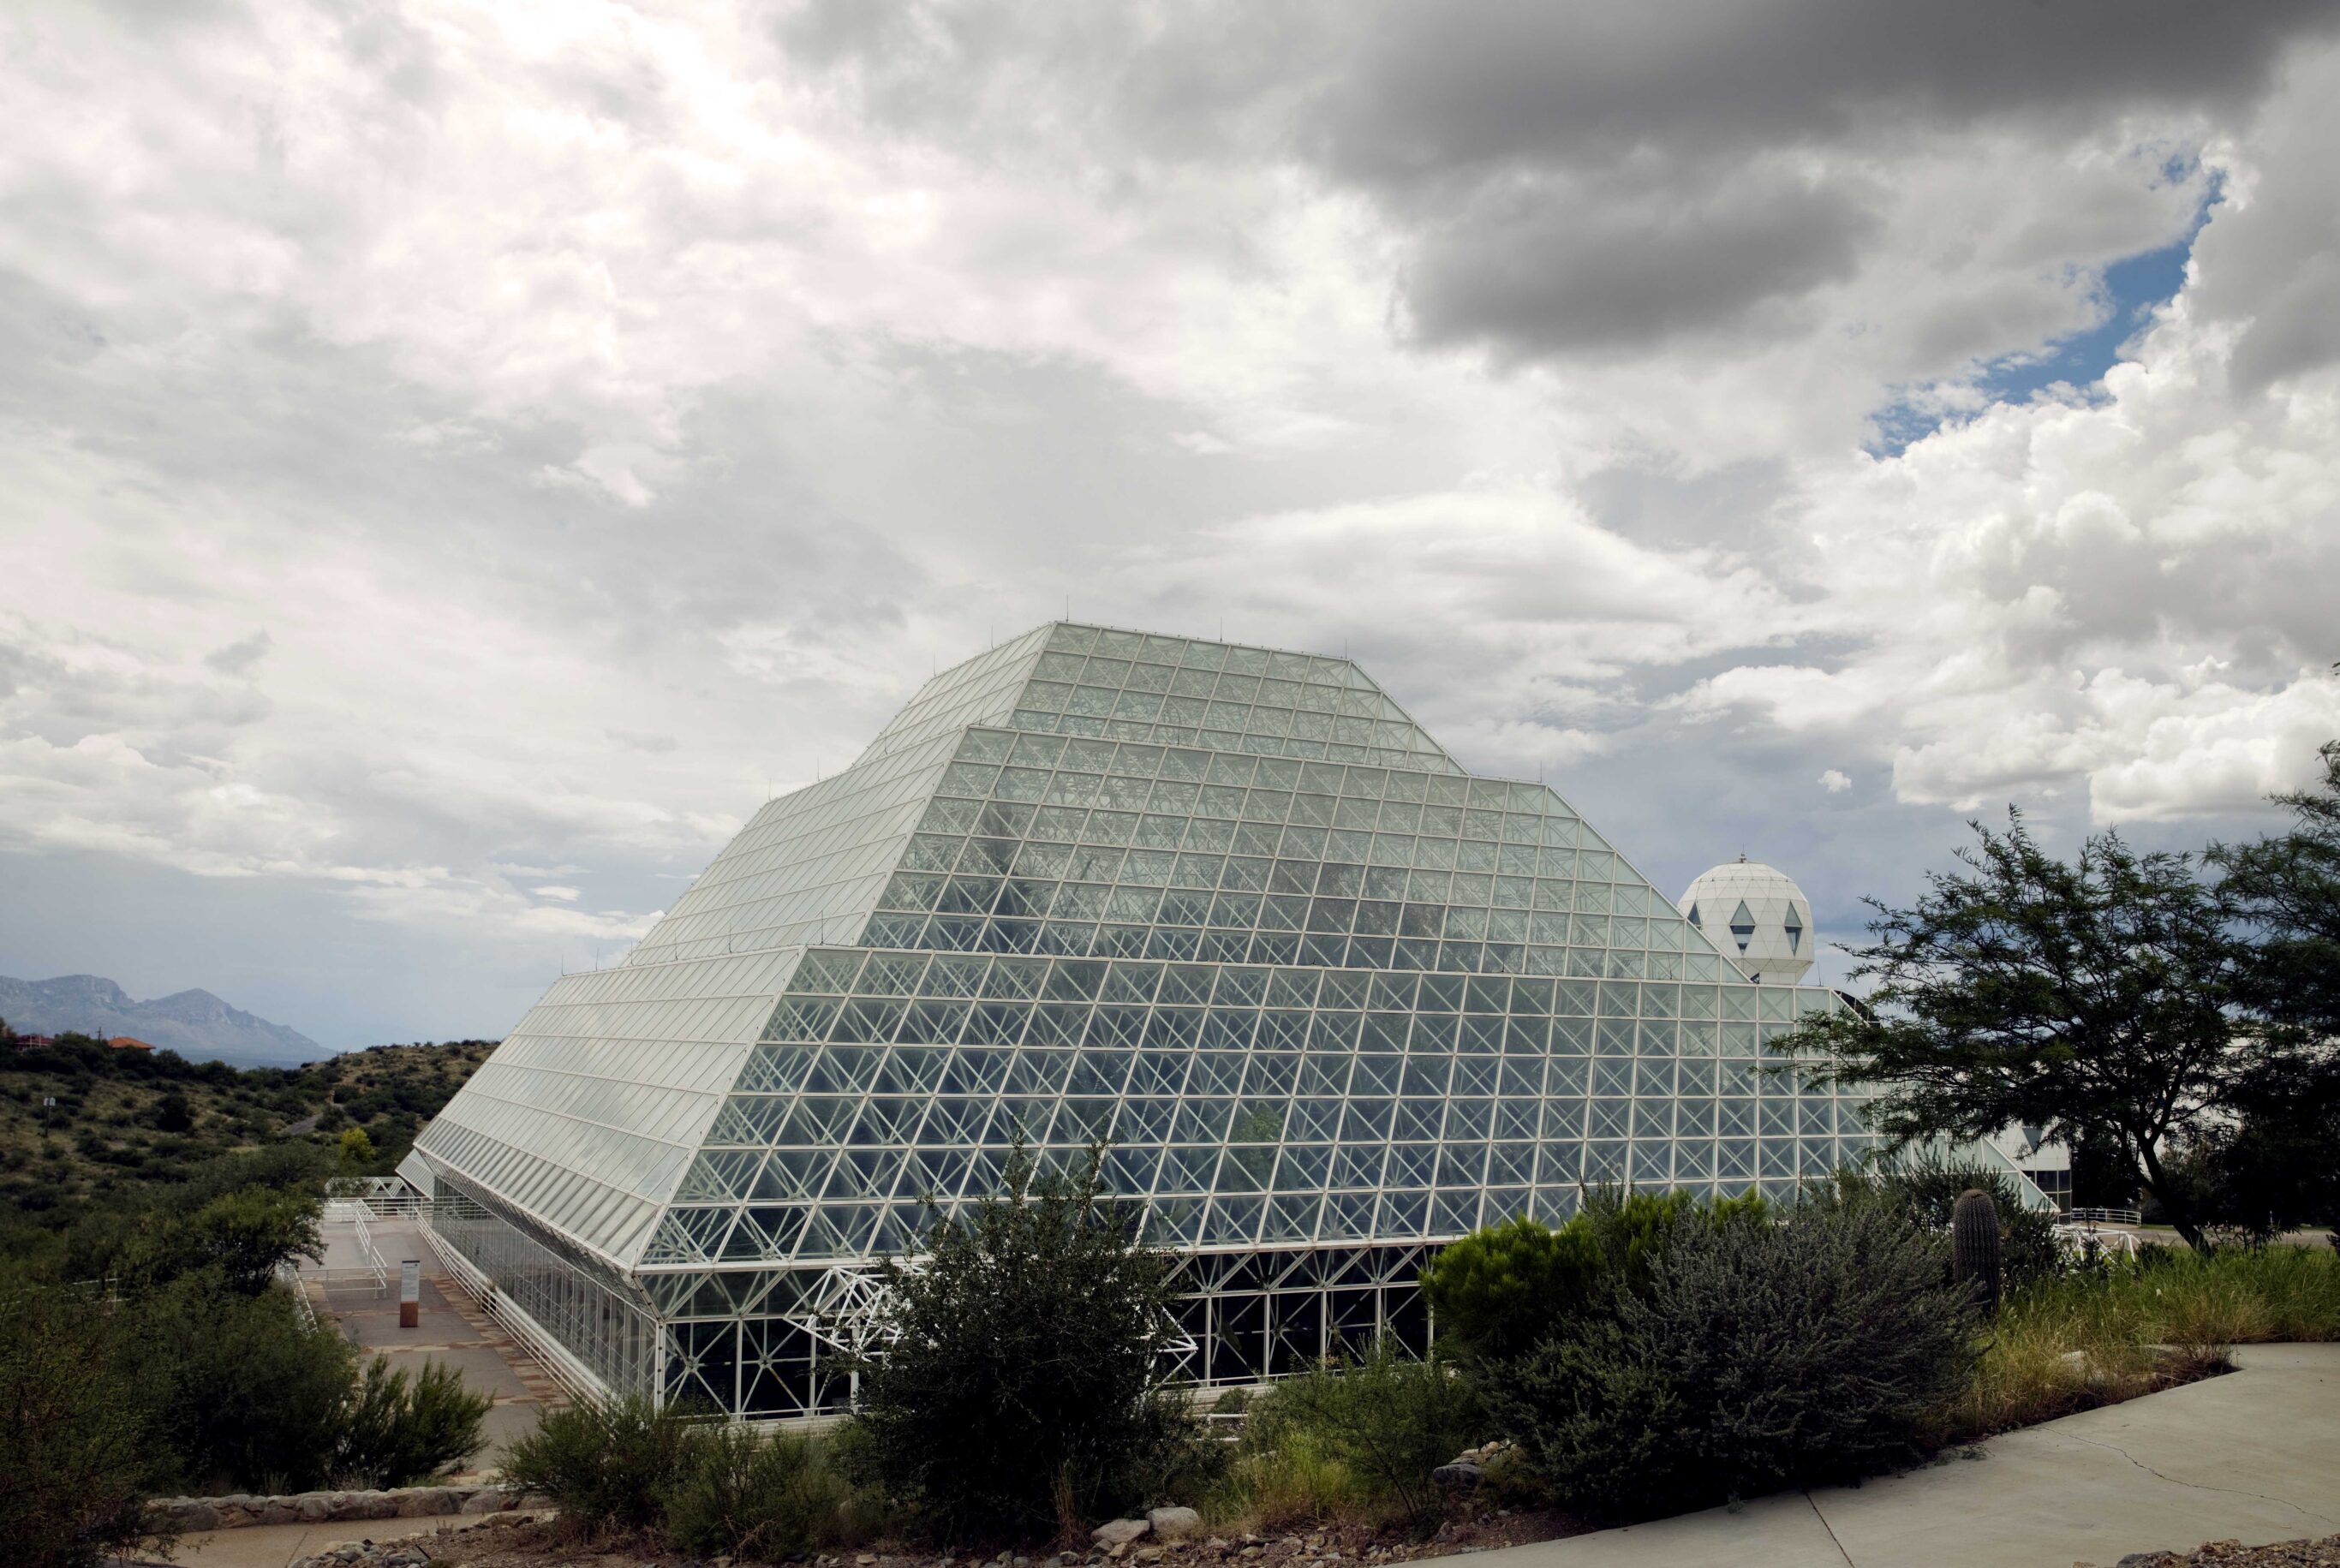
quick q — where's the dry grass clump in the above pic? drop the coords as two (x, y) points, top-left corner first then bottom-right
(1206, 1424), (1364, 1531)
(1955, 1243), (2338, 1438)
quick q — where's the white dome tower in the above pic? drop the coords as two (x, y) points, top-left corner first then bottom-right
(1680, 858), (1816, 985)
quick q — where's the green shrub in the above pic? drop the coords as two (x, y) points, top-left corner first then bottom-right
(851, 1147), (1202, 1542)
(0, 1275), (165, 1568)
(336, 1358), (492, 1488)
(661, 1424), (871, 1559)
(1500, 1193), (1978, 1521)
(116, 1186), (325, 1296)
(116, 1272), (357, 1493)
(500, 1395), (698, 1535)
(1418, 1215), (1603, 1364)
(1240, 1342), (1483, 1530)
(1858, 1153), (2063, 1288)
(1421, 1186), (1769, 1363)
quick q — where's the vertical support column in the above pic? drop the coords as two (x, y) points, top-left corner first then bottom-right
(399, 1258), (421, 1328)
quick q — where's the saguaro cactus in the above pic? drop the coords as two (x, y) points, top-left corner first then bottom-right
(1952, 1188), (2003, 1313)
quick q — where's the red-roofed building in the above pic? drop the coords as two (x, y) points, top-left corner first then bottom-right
(107, 1035), (156, 1052)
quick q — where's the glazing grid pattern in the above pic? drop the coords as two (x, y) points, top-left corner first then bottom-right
(412, 620), (1873, 1420)
(433, 1177), (666, 1398)
(415, 725), (970, 1261)
(980, 623), (1460, 774)
(644, 944), (1852, 1268)
(651, 1242), (1442, 1417)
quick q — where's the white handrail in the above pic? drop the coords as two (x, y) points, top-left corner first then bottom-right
(276, 1261), (320, 1331)
(2064, 1206), (2144, 1226)
(418, 1219), (609, 1406)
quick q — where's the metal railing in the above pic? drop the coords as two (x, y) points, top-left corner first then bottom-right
(2063, 1207), (2145, 1226)
(2053, 1223), (2141, 1261)
(276, 1261), (321, 1331)
(418, 1219), (608, 1407)
(303, 1205), (392, 1287)
(324, 1177), (427, 1223)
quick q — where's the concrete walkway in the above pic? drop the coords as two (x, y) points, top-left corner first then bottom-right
(297, 1216), (565, 1466)
(167, 1344), (2339, 1568)
(1471, 1343), (2340, 1568)
(161, 1512), (512, 1568)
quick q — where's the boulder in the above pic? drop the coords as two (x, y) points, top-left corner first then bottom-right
(1147, 1508), (1203, 1541)
(1430, 1459), (1483, 1493)
(1091, 1519), (1151, 1548)
(164, 1501), (222, 1532)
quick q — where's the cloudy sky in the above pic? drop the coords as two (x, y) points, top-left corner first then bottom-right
(3, 0), (2337, 1049)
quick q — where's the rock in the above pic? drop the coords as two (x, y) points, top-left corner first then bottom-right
(460, 1486), (508, 1514)
(1149, 1507), (1203, 1541)
(1430, 1460), (1484, 1493)
(1093, 1520), (1151, 1548)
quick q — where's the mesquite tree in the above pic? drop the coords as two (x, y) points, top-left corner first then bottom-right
(1773, 811), (2262, 1249)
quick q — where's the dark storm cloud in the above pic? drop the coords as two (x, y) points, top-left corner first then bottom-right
(1402, 167), (1875, 355)
(775, 0), (2337, 366)
(1306, 0), (2338, 361)
(1306, 0), (2339, 187)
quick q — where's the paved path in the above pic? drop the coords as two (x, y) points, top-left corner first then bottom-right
(161, 1512), (506, 1568)
(168, 1344), (2339, 1568)
(297, 1216), (566, 1467)
(1469, 1343), (2340, 1568)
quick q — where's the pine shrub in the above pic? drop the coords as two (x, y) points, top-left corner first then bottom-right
(1421, 1185), (1770, 1363)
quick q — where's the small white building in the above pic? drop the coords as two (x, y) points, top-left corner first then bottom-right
(1680, 858), (1816, 986)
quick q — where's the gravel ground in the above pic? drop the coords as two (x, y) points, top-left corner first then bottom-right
(2086, 1535), (2340, 1567)
(315, 1505), (1586, 1568)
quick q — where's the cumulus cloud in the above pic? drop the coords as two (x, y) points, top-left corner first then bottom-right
(3, 1), (2337, 1037)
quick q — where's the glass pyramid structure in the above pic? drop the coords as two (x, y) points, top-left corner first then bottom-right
(406, 622), (1882, 1416)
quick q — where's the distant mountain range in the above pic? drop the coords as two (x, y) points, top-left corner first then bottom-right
(0, 973), (325, 1067)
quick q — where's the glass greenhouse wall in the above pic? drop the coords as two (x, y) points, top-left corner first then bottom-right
(409, 623), (1884, 1417)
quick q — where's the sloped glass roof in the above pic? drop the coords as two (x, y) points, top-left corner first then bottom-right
(416, 621), (1865, 1275)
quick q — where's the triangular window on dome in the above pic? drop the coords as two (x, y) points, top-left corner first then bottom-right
(1784, 903), (1804, 954)
(1729, 900), (1755, 952)
(1686, 902), (1700, 927)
